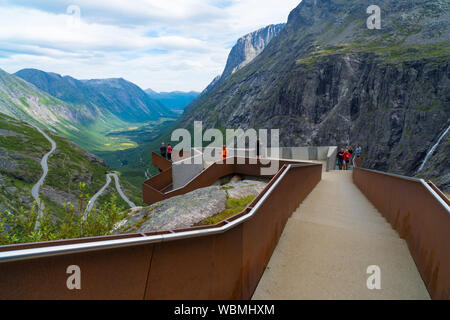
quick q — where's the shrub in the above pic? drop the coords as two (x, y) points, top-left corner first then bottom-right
(0, 183), (128, 245)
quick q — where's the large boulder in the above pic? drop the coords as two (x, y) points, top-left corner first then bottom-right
(116, 179), (266, 233)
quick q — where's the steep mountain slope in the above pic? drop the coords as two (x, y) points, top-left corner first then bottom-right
(184, 23), (286, 113)
(145, 89), (199, 110)
(15, 69), (172, 123)
(0, 113), (142, 219)
(0, 68), (105, 140)
(221, 23), (286, 79)
(180, 0), (450, 191)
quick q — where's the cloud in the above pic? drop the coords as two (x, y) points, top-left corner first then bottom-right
(0, 0), (300, 91)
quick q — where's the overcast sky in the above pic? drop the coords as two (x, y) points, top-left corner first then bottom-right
(0, 0), (300, 92)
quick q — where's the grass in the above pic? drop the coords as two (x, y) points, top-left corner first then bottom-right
(296, 41), (450, 66)
(197, 195), (256, 226)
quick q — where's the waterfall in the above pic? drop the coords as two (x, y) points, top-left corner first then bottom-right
(416, 123), (450, 174)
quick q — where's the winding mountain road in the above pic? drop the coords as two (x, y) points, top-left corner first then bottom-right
(28, 123), (135, 225)
(85, 173), (136, 214)
(29, 123), (56, 229)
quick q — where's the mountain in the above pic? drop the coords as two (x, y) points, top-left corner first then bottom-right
(145, 89), (199, 110)
(0, 68), (96, 132)
(0, 113), (142, 218)
(179, 0), (450, 191)
(184, 23), (286, 113)
(221, 23), (286, 79)
(0, 68), (147, 153)
(15, 69), (173, 123)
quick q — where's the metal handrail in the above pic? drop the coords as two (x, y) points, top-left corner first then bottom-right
(420, 179), (450, 213)
(354, 167), (449, 212)
(0, 163), (319, 263)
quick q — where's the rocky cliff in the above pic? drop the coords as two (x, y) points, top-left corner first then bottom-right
(184, 23), (285, 113)
(222, 23), (286, 79)
(180, 0), (450, 191)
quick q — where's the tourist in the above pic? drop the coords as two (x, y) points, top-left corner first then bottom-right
(256, 137), (261, 159)
(348, 146), (354, 167)
(344, 149), (351, 170)
(221, 144), (229, 161)
(160, 142), (167, 159)
(337, 148), (345, 170)
(355, 144), (361, 158)
(167, 144), (172, 161)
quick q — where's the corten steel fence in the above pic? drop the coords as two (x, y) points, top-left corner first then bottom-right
(151, 150), (190, 172)
(151, 151), (172, 172)
(353, 156), (362, 168)
(143, 157), (307, 205)
(353, 168), (450, 300)
(0, 162), (322, 299)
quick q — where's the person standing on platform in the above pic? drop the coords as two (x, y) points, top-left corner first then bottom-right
(167, 144), (172, 161)
(221, 144), (229, 161)
(160, 142), (167, 159)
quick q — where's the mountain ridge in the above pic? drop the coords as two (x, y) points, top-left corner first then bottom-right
(15, 68), (173, 123)
(145, 89), (199, 110)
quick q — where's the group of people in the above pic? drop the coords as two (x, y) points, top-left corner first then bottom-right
(159, 142), (173, 161)
(337, 144), (361, 170)
(160, 143), (229, 161)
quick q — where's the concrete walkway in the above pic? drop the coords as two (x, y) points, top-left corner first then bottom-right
(253, 171), (430, 300)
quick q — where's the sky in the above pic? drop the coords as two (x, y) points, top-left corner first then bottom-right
(0, 0), (300, 92)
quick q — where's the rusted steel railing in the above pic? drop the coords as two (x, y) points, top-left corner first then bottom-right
(151, 151), (172, 172)
(143, 157), (308, 205)
(353, 167), (450, 300)
(0, 162), (322, 299)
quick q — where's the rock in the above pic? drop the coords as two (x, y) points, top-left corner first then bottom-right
(120, 185), (227, 233)
(184, 23), (285, 114)
(0, 129), (25, 137)
(225, 180), (266, 199)
(221, 24), (286, 79)
(0, 153), (18, 172)
(41, 187), (79, 209)
(6, 186), (17, 195)
(118, 179), (267, 234)
(229, 175), (242, 184)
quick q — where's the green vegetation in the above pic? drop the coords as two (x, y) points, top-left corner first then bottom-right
(96, 117), (179, 188)
(296, 41), (450, 66)
(197, 195), (256, 226)
(18, 97), (30, 108)
(0, 113), (143, 219)
(0, 184), (128, 245)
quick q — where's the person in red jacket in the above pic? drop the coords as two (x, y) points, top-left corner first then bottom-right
(167, 144), (173, 161)
(343, 149), (352, 170)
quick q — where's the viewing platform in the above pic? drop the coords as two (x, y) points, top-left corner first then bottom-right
(0, 150), (448, 300)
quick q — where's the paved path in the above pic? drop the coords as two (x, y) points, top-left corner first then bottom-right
(85, 173), (136, 214)
(253, 171), (430, 300)
(110, 173), (136, 208)
(29, 124), (56, 229)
